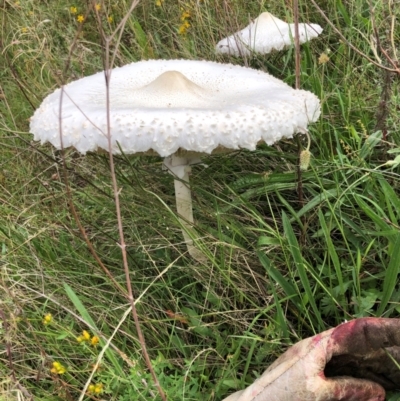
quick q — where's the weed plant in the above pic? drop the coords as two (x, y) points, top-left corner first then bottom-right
(1, 0), (400, 400)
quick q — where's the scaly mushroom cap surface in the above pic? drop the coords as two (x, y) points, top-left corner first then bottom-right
(30, 59), (320, 156)
(216, 12), (323, 56)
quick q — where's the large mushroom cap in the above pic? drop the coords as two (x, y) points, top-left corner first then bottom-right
(30, 59), (320, 156)
(216, 12), (323, 56)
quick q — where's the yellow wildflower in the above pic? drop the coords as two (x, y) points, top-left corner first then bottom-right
(318, 52), (329, 64)
(91, 336), (99, 346)
(94, 383), (103, 394)
(94, 3), (101, 11)
(51, 361), (66, 375)
(77, 15), (85, 23)
(107, 15), (113, 23)
(42, 313), (52, 325)
(70, 6), (77, 14)
(82, 330), (91, 340)
(155, 0), (164, 6)
(77, 330), (91, 343)
(180, 10), (191, 21)
(178, 20), (190, 35)
(88, 383), (104, 394)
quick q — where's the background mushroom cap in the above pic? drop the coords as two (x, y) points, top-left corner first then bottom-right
(216, 12), (323, 56)
(30, 59), (320, 157)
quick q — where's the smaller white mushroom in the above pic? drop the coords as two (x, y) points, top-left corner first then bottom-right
(216, 12), (322, 56)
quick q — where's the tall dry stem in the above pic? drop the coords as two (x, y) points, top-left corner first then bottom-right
(57, 1), (167, 399)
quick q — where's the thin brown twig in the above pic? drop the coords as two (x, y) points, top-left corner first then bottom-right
(55, 5), (161, 371)
(378, 46), (399, 71)
(309, 0), (400, 74)
(293, 0), (301, 90)
(56, 5), (128, 294)
(98, 0), (167, 399)
(369, 1), (399, 71)
(368, 1), (397, 140)
(108, 0), (142, 69)
(61, 159), (128, 295)
(103, 53), (168, 401)
(54, 4), (128, 292)
(293, 0), (304, 215)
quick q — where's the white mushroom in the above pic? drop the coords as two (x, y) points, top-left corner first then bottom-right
(30, 59), (320, 262)
(216, 12), (323, 56)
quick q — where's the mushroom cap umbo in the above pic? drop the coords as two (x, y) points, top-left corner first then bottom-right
(216, 12), (323, 56)
(30, 59), (320, 157)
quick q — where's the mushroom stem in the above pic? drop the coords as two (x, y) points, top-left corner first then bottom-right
(164, 155), (206, 262)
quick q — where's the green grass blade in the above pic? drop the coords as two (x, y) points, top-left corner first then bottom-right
(256, 250), (300, 310)
(270, 284), (290, 340)
(64, 283), (124, 375)
(64, 283), (98, 328)
(282, 212), (324, 329)
(360, 131), (382, 159)
(354, 194), (392, 234)
(296, 188), (338, 219)
(377, 233), (400, 316)
(379, 178), (400, 224)
(318, 210), (344, 295)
